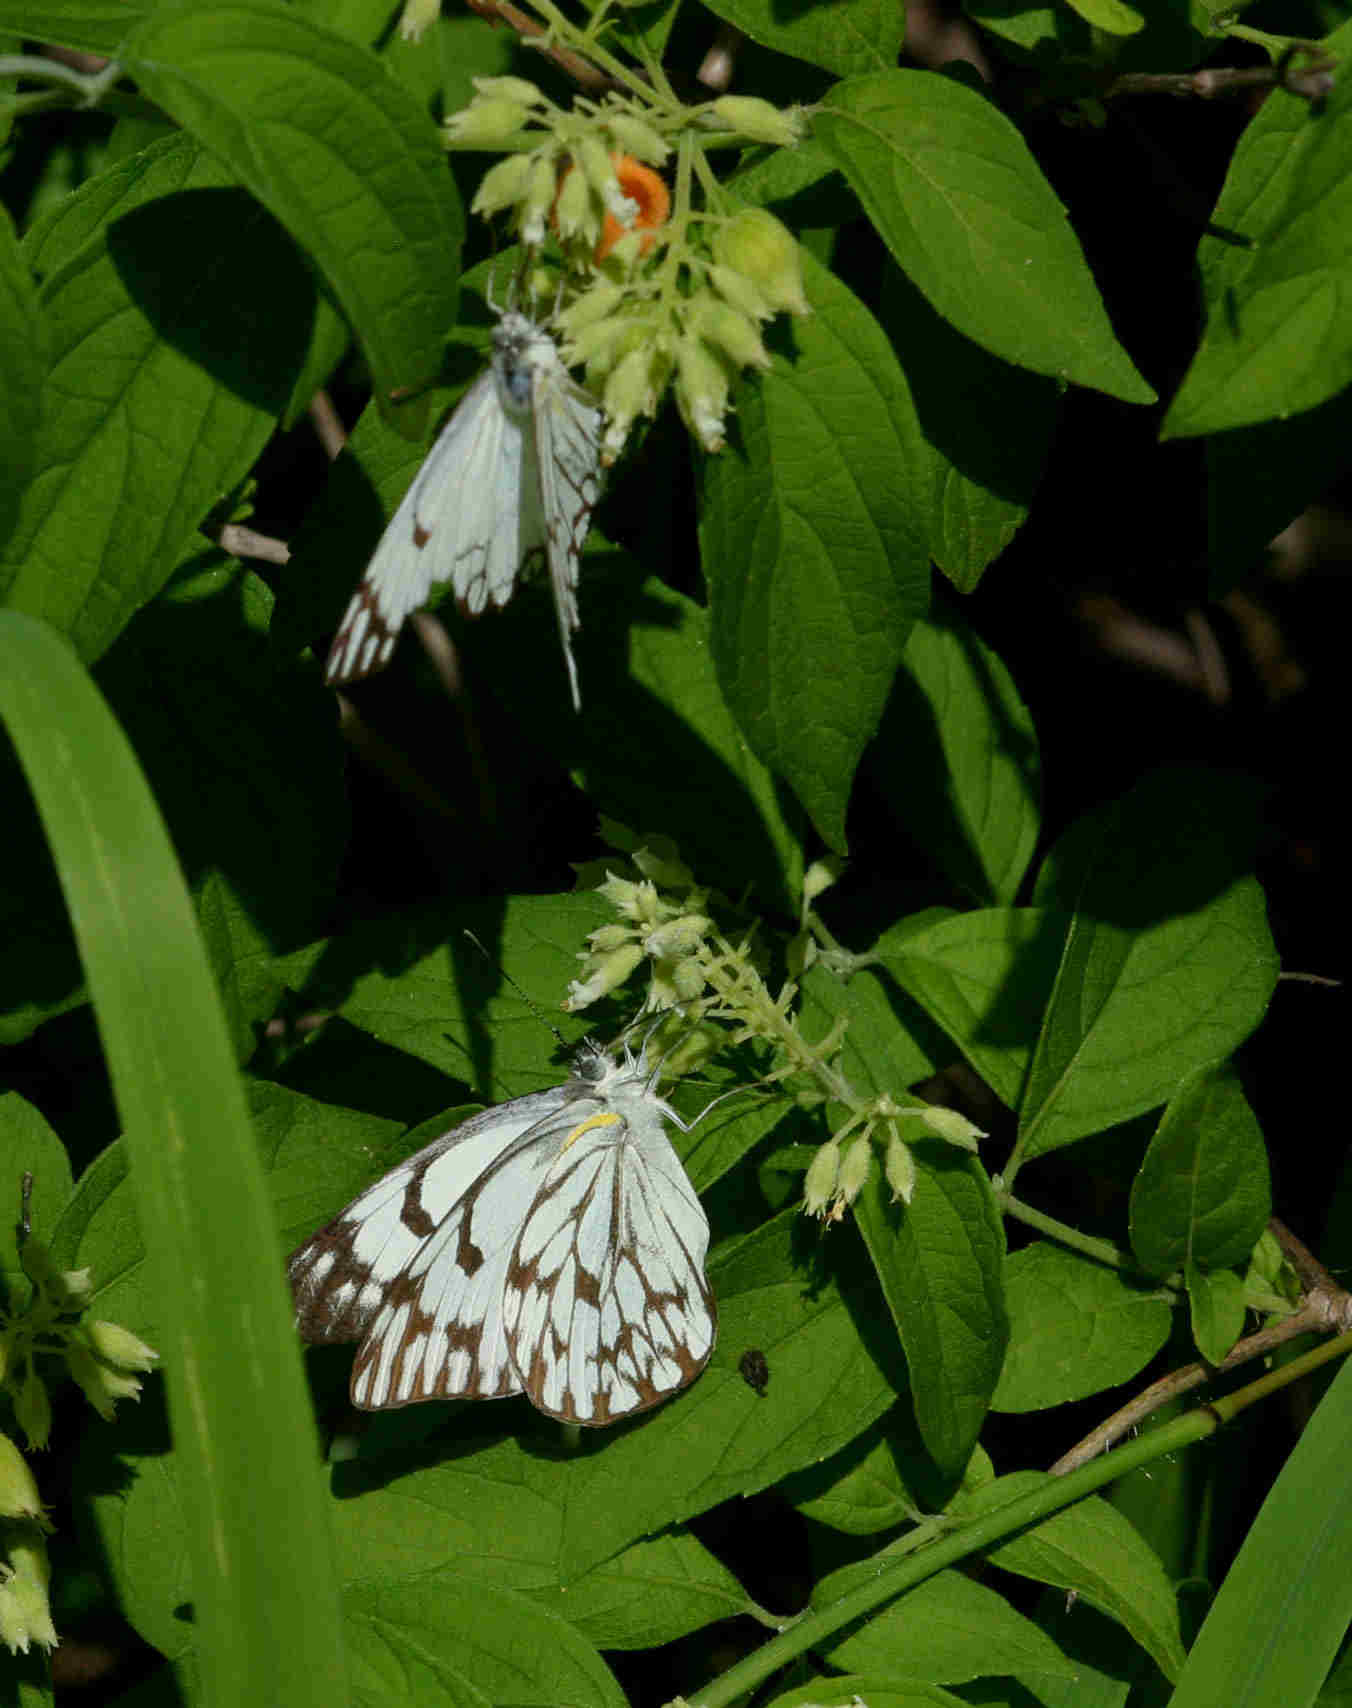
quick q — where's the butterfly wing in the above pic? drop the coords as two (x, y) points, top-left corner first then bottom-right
(324, 364), (528, 686)
(530, 355), (603, 712)
(288, 1088), (574, 1408)
(503, 1098), (715, 1424)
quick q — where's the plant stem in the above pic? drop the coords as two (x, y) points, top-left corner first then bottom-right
(680, 1331), (1352, 1708)
(994, 1185), (1156, 1277)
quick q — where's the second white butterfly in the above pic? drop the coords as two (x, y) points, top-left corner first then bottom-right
(325, 310), (603, 709)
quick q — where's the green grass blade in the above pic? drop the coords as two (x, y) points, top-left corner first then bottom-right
(0, 612), (346, 1708)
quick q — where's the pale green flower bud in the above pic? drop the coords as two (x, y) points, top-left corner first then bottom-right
(920, 1106), (985, 1152)
(695, 300), (770, 373)
(557, 282), (627, 338)
(472, 75), (545, 105)
(714, 209), (811, 317)
(803, 1139), (841, 1218)
(709, 96), (805, 148)
(576, 136), (637, 224)
(602, 230), (646, 271)
(803, 856), (845, 905)
(644, 915), (711, 958)
(562, 943), (645, 1011)
(520, 154), (558, 248)
(471, 152), (535, 219)
(0, 1526), (57, 1653)
(601, 346), (663, 462)
(675, 336), (731, 454)
(884, 1133), (917, 1205)
(837, 1136), (873, 1206)
(587, 923), (637, 954)
(443, 98), (531, 146)
(397, 0), (439, 41)
(86, 1320), (159, 1373)
(561, 317), (633, 371)
(597, 871), (649, 919)
(554, 162), (596, 243)
(671, 958), (708, 1002)
(605, 112), (670, 165)
(13, 1373), (50, 1453)
(65, 1340), (141, 1422)
(0, 1437), (47, 1527)
(708, 263), (773, 323)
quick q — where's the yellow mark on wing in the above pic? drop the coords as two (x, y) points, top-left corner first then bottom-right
(563, 1111), (622, 1152)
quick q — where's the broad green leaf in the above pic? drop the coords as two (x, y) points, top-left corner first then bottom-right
(1164, 17), (1352, 437)
(961, 1472), (1188, 1680)
(870, 607), (1041, 904)
(818, 1566), (1083, 1687)
(853, 1153), (1006, 1473)
(872, 907), (1068, 1112)
(0, 1094), (74, 1310)
(1166, 1350), (1352, 1708)
(766, 1681), (969, 1708)
(1062, 0), (1142, 30)
(877, 263), (1060, 590)
(0, 613), (346, 1706)
(798, 956), (946, 1098)
(559, 1208), (906, 1577)
(1020, 769), (1278, 1158)
(3, 136), (309, 658)
(343, 1575), (625, 1708)
(699, 248), (931, 852)
(963, 0), (1088, 53)
(1129, 1063), (1271, 1278)
(465, 550), (807, 915)
(0, 0), (143, 53)
(1186, 1260), (1246, 1364)
(729, 140), (840, 209)
(815, 72), (1154, 402)
(119, 1), (464, 411)
(0, 205), (44, 547)
(992, 1243), (1172, 1411)
(784, 1416), (922, 1534)
(697, 0), (902, 76)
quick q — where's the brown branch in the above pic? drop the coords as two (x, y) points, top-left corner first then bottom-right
(1106, 58), (1336, 103)
(308, 389), (347, 460)
(1051, 1224), (1352, 1475)
(218, 524), (291, 565)
(464, 0), (616, 95)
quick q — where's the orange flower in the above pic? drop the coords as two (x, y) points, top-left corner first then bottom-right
(555, 153), (671, 263)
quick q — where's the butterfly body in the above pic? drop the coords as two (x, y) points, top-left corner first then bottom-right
(325, 311), (603, 708)
(289, 1044), (716, 1424)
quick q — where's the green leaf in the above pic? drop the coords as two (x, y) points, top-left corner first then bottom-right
(991, 1243), (1172, 1411)
(1129, 1062), (1271, 1278)
(343, 1575), (626, 1708)
(1061, 0), (1142, 31)
(1186, 1260), (1247, 1364)
(559, 1209), (905, 1577)
(818, 1566), (1083, 1686)
(0, 204), (45, 549)
(699, 248), (931, 852)
(853, 1152), (1006, 1474)
(1020, 769), (1279, 1158)
(464, 549), (808, 915)
(0, 612), (346, 1705)
(1164, 17), (1352, 438)
(815, 71), (1155, 402)
(0, 0), (144, 54)
(696, 0), (903, 76)
(1166, 1350), (1352, 1708)
(0, 1093), (74, 1310)
(962, 1472), (1188, 1680)
(784, 1416), (923, 1534)
(798, 957), (947, 1098)
(2, 136), (310, 659)
(119, 1), (464, 412)
(872, 907), (1068, 1112)
(764, 1681), (969, 1708)
(871, 606), (1041, 904)
(877, 263), (1060, 591)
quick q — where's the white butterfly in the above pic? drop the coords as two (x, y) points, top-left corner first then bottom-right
(288, 1042), (716, 1424)
(325, 310), (603, 710)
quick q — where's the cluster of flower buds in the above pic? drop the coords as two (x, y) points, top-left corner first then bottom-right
(564, 834), (714, 1014)
(803, 1097), (986, 1221)
(1, 1236), (158, 1653)
(445, 76), (811, 459)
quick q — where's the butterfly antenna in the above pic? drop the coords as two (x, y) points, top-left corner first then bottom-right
(461, 930), (569, 1052)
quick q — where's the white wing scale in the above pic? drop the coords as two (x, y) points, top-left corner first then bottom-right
(324, 311), (603, 707)
(287, 1049), (717, 1423)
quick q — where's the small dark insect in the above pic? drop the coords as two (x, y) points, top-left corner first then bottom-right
(739, 1348), (770, 1396)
